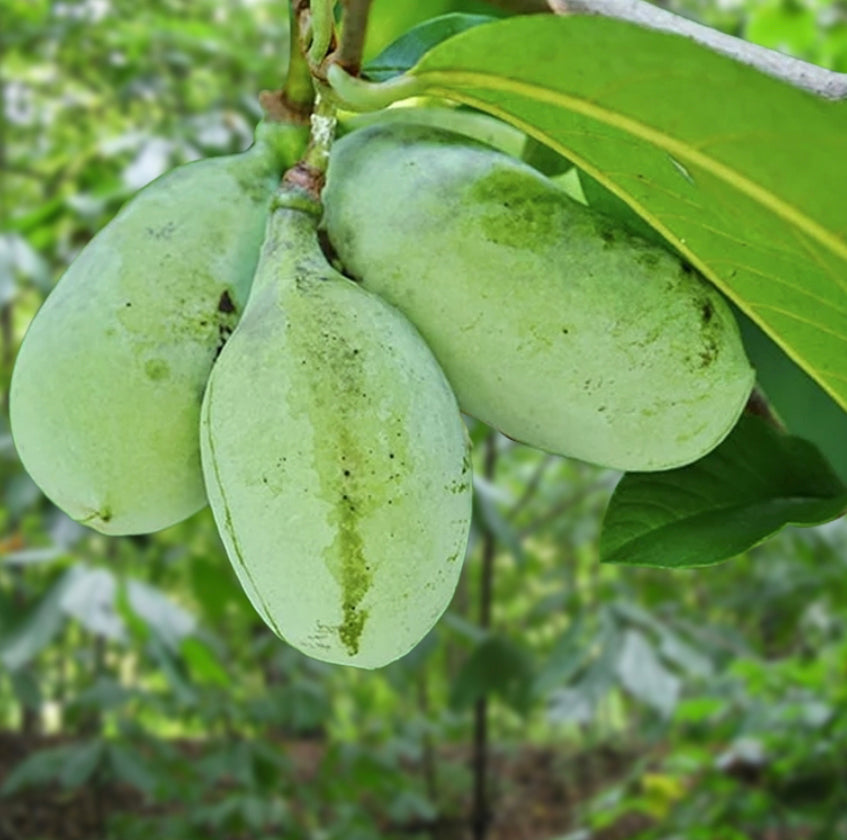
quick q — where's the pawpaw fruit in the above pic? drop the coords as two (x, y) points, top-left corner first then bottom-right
(200, 188), (472, 669)
(322, 123), (755, 472)
(10, 121), (308, 534)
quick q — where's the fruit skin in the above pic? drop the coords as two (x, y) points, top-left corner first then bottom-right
(200, 191), (472, 669)
(322, 123), (755, 472)
(10, 121), (307, 535)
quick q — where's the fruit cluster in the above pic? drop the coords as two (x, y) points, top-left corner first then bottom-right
(10, 118), (754, 668)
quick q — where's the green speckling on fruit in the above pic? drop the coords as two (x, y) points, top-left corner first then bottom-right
(467, 165), (570, 249)
(329, 426), (373, 657)
(635, 249), (660, 269)
(286, 284), (391, 657)
(145, 358), (170, 380)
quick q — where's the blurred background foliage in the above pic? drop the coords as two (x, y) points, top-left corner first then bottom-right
(2, 1), (847, 839)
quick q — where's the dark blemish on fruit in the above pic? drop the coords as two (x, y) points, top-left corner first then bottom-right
(638, 251), (659, 269)
(125, 302), (132, 307)
(81, 507), (113, 527)
(218, 291), (236, 313)
(145, 359), (170, 381)
(389, 453), (394, 459)
(701, 301), (713, 323)
(146, 221), (176, 240)
(681, 262), (693, 274)
(562, 327), (569, 335)
(343, 469), (350, 477)
(470, 167), (569, 247)
(213, 324), (234, 361)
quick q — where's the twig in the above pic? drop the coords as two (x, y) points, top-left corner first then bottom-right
(333, 0), (374, 76)
(548, 0), (847, 100)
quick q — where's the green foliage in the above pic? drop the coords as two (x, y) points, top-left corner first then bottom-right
(2, 1), (847, 839)
(601, 414), (847, 567)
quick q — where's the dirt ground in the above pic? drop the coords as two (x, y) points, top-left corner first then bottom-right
(0, 731), (649, 840)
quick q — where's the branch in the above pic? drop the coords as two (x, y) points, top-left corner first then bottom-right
(334, 0), (374, 76)
(548, 0), (847, 100)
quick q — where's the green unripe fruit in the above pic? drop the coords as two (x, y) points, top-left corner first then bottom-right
(10, 121), (307, 535)
(322, 124), (755, 472)
(200, 193), (472, 669)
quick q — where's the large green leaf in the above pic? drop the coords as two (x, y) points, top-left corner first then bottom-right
(600, 415), (847, 568)
(406, 15), (847, 410)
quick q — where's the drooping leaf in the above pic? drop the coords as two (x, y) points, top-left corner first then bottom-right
(611, 601), (714, 677)
(60, 739), (105, 789)
(450, 634), (535, 713)
(407, 15), (847, 410)
(126, 579), (195, 651)
(533, 614), (588, 697)
(107, 743), (158, 795)
(616, 629), (681, 717)
(1, 745), (72, 795)
(180, 635), (230, 687)
(60, 567), (125, 641)
(0, 567), (83, 671)
(601, 414), (847, 568)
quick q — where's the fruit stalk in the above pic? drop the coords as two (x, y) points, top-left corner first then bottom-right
(282, 91), (338, 200)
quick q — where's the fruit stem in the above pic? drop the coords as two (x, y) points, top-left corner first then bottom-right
(327, 64), (424, 111)
(308, 0), (336, 68)
(281, 92), (338, 202)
